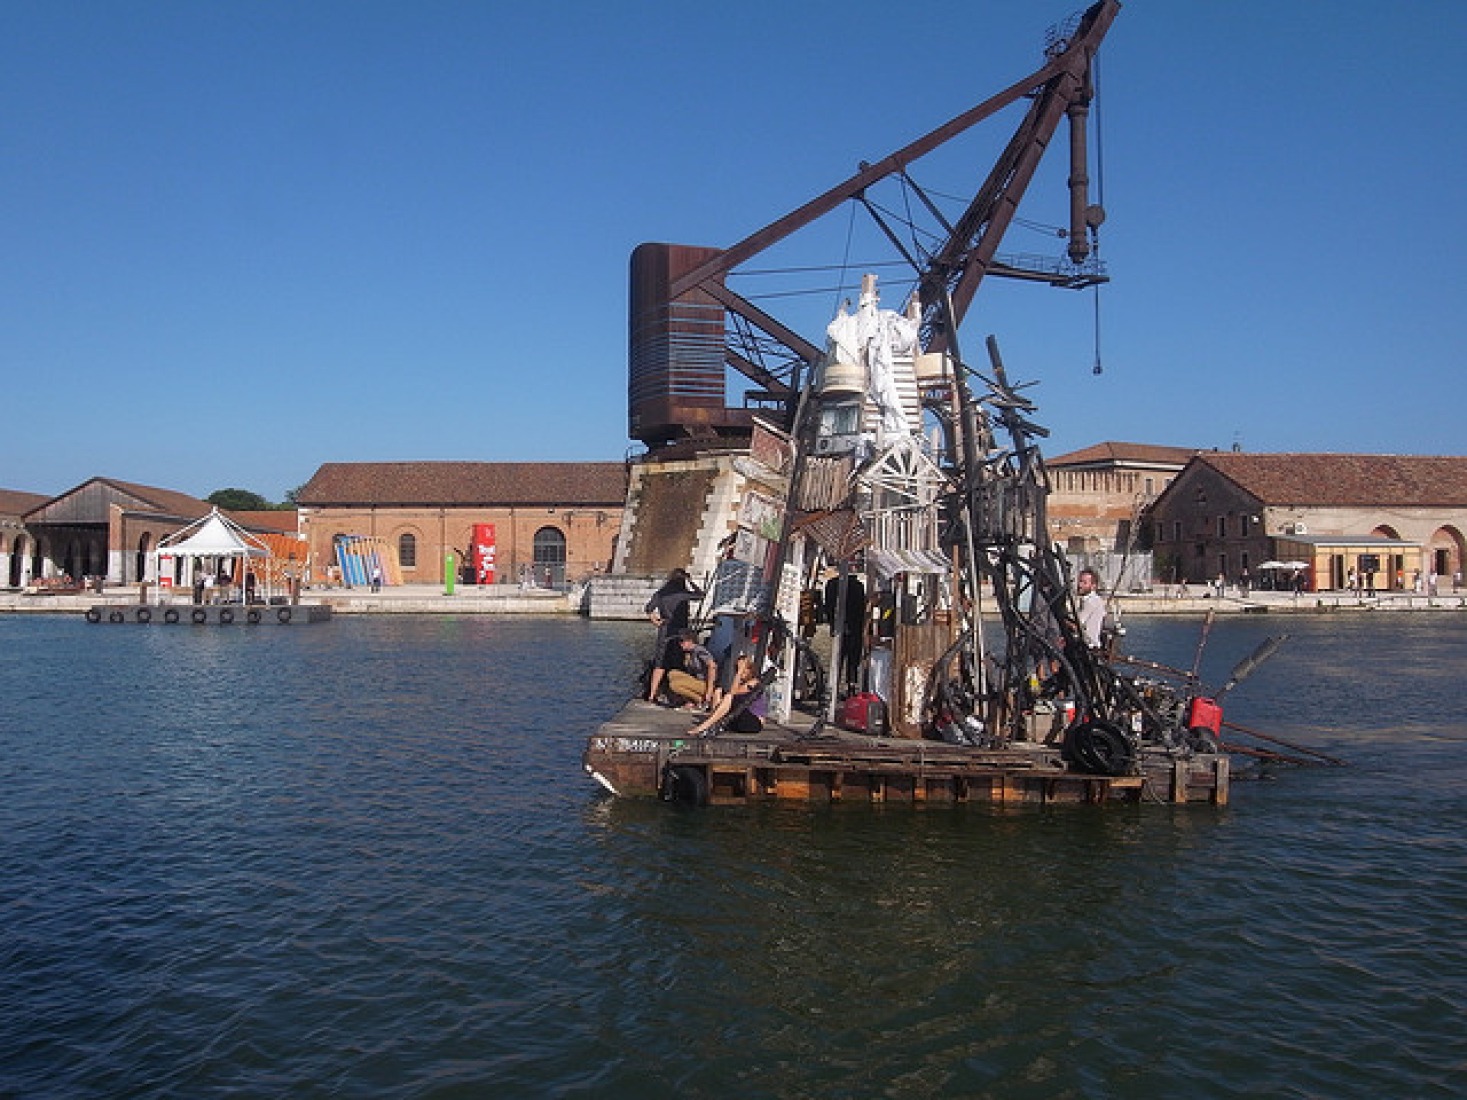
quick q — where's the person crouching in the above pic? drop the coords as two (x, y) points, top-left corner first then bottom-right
(662, 630), (718, 711)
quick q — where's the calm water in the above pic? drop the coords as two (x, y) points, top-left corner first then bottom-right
(1, 611), (1464, 1098)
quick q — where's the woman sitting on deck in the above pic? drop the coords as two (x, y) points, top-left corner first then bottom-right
(688, 654), (765, 737)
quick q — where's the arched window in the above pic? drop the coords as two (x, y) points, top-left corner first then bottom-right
(533, 527), (567, 587)
(398, 533), (417, 568)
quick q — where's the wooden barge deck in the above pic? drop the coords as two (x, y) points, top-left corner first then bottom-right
(584, 700), (1229, 807)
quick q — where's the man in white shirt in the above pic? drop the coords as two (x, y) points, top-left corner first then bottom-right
(1076, 568), (1106, 651)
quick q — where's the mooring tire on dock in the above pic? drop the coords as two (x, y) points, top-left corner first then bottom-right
(85, 609), (102, 624)
(219, 609), (234, 624)
(164, 609), (180, 624)
(247, 609), (261, 624)
(108, 610), (124, 624)
(660, 764), (709, 807)
(277, 608), (292, 624)
(191, 609), (208, 624)
(1064, 720), (1134, 777)
(135, 608), (151, 623)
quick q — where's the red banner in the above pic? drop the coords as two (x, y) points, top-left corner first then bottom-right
(472, 524), (496, 585)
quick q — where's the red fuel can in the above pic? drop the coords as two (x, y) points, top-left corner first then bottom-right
(1187, 695), (1223, 734)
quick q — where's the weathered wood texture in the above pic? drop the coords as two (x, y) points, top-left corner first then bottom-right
(585, 700), (1229, 807)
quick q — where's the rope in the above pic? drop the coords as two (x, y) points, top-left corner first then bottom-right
(833, 200), (858, 317)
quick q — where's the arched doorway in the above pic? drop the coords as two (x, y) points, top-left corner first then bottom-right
(1429, 526), (1465, 590)
(533, 526), (567, 588)
(10, 534), (32, 586)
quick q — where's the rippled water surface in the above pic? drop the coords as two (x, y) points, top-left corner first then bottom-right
(2, 612), (1465, 1098)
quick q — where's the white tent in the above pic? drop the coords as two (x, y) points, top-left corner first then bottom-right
(154, 508), (271, 603)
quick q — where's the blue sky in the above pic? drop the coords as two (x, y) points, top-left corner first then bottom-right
(4, 1), (1464, 502)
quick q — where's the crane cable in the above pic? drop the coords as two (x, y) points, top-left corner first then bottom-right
(1092, 50), (1106, 376)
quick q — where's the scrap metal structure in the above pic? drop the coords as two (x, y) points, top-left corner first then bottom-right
(589, 0), (1299, 806)
(628, 0), (1116, 450)
(624, 1), (1282, 780)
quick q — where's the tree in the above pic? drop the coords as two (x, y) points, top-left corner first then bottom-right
(207, 488), (271, 511)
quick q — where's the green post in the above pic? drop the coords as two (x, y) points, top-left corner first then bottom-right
(444, 552), (456, 596)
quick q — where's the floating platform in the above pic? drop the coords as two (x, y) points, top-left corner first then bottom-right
(84, 603), (332, 626)
(584, 700), (1229, 808)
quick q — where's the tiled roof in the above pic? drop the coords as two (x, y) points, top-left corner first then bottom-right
(1199, 453), (1467, 507)
(1048, 441), (1201, 469)
(228, 509), (300, 533)
(23, 478), (213, 522)
(104, 479), (214, 518)
(297, 462), (629, 507)
(0, 489), (49, 517)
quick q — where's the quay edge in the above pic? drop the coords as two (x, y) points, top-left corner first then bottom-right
(4, 583), (1465, 619)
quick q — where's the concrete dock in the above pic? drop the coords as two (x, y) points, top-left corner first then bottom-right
(3, 581), (1465, 618)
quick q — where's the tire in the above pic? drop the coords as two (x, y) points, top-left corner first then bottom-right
(1064, 720), (1134, 777)
(1187, 727), (1220, 754)
(85, 608), (102, 623)
(192, 609), (208, 624)
(108, 610), (124, 624)
(163, 609), (180, 624)
(246, 609), (261, 624)
(277, 608), (292, 624)
(660, 764), (709, 807)
(219, 609), (234, 624)
(135, 608), (151, 623)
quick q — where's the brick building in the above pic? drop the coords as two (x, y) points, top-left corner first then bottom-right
(295, 462), (628, 587)
(6, 478), (296, 588)
(1147, 453), (1467, 590)
(1046, 442), (1199, 554)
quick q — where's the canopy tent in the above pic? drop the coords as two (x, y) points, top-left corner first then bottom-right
(159, 509), (271, 558)
(154, 508), (272, 603)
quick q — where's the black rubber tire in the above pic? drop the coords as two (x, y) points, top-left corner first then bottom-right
(219, 609), (234, 624)
(277, 608), (292, 624)
(107, 610), (124, 624)
(192, 609), (208, 624)
(1187, 727), (1220, 754)
(163, 609), (180, 624)
(1065, 720), (1134, 777)
(246, 609), (261, 624)
(85, 608), (102, 623)
(661, 764), (709, 807)
(135, 608), (151, 623)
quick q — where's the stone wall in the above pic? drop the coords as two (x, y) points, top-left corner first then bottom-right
(297, 504), (621, 586)
(583, 574), (662, 620)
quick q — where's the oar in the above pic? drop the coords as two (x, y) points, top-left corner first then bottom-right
(1222, 719), (1346, 766)
(1219, 741), (1319, 767)
(1188, 610), (1216, 683)
(1112, 653), (1194, 680)
(1214, 634), (1288, 699)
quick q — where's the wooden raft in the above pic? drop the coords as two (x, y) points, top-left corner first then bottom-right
(583, 700), (1229, 807)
